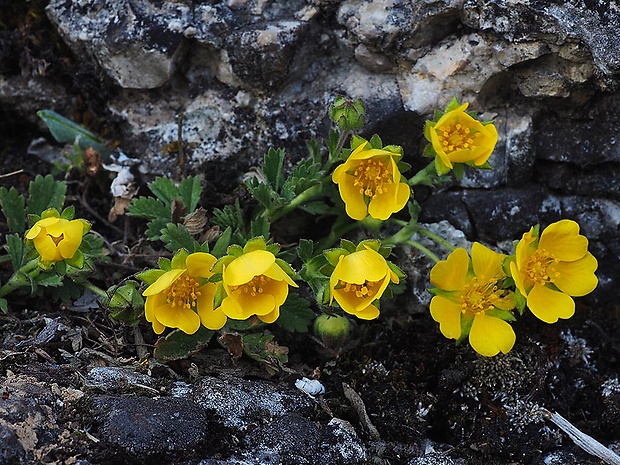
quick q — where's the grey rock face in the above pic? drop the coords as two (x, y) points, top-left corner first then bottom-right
(189, 374), (315, 430)
(92, 395), (213, 461)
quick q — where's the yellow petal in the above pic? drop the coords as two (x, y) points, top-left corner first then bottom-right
(37, 217), (62, 229)
(430, 296), (462, 339)
(33, 235), (62, 262)
(44, 217), (69, 237)
(332, 249), (389, 284)
(471, 242), (505, 281)
(220, 295), (247, 320)
(331, 288), (359, 315)
(429, 248), (469, 291)
(510, 262), (528, 296)
(258, 308), (280, 324)
(539, 220), (588, 261)
(225, 250), (275, 287)
(195, 282), (227, 330)
(527, 284), (575, 323)
(472, 123), (498, 166)
(227, 291), (276, 317)
(469, 313), (515, 357)
(430, 130), (454, 169)
(337, 170), (369, 220)
(495, 292), (516, 311)
(25, 223), (42, 240)
(143, 269), (185, 296)
(186, 252), (217, 278)
(154, 305), (201, 334)
(515, 228), (537, 269)
(263, 263), (297, 287)
(553, 252), (598, 296)
(350, 303), (380, 320)
(145, 294), (167, 334)
(367, 181), (410, 220)
(58, 220), (84, 258)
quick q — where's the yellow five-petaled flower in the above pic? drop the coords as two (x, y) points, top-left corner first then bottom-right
(509, 219), (598, 323)
(430, 102), (498, 173)
(332, 141), (410, 221)
(329, 247), (399, 320)
(430, 243), (516, 357)
(143, 252), (226, 334)
(26, 216), (86, 263)
(221, 249), (298, 324)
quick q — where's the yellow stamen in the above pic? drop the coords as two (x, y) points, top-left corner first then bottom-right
(166, 276), (202, 309)
(352, 158), (393, 200)
(435, 117), (479, 154)
(525, 249), (559, 285)
(460, 276), (506, 315)
(48, 233), (64, 246)
(231, 275), (271, 296)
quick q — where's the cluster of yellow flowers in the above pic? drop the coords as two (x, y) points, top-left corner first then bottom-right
(20, 98), (598, 360)
(429, 220), (598, 356)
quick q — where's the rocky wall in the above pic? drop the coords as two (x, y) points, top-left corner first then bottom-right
(2, 0), (619, 304)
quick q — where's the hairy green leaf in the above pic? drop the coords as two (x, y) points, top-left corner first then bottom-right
(6, 234), (24, 270)
(211, 227), (231, 258)
(26, 175), (66, 216)
(154, 327), (215, 361)
(160, 223), (200, 253)
(275, 293), (314, 333)
(148, 177), (179, 207)
(126, 197), (170, 220)
(296, 239), (314, 263)
(263, 147), (286, 191)
(0, 187), (26, 233)
(178, 176), (202, 213)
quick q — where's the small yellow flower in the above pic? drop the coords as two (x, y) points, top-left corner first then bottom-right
(430, 102), (498, 173)
(329, 247), (399, 320)
(26, 216), (85, 263)
(430, 243), (516, 357)
(143, 252), (226, 334)
(509, 220), (598, 323)
(332, 141), (410, 221)
(221, 249), (298, 324)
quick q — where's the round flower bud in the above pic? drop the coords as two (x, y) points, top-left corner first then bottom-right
(313, 314), (350, 350)
(328, 96), (365, 131)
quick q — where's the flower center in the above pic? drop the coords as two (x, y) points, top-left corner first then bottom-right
(436, 118), (481, 153)
(48, 233), (64, 246)
(460, 276), (502, 315)
(232, 275), (270, 296)
(525, 249), (560, 286)
(338, 280), (377, 299)
(166, 276), (201, 309)
(352, 159), (392, 199)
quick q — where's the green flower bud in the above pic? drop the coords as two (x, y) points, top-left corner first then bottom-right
(314, 314), (350, 350)
(328, 96), (365, 131)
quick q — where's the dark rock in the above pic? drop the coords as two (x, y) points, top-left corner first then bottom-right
(92, 395), (214, 461)
(0, 423), (26, 465)
(188, 374), (315, 430)
(318, 418), (368, 465)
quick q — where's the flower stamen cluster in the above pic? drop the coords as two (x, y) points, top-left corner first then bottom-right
(436, 119), (481, 153)
(353, 158), (392, 199)
(525, 249), (559, 285)
(167, 276), (202, 309)
(460, 276), (502, 315)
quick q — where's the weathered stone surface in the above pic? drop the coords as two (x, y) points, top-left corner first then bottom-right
(461, 0), (620, 76)
(188, 374), (315, 430)
(92, 395), (213, 460)
(46, 0), (190, 89)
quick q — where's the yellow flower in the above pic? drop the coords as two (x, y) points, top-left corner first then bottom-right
(429, 102), (498, 173)
(143, 252), (226, 334)
(332, 141), (410, 221)
(221, 249), (298, 324)
(430, 243), (516, 357)
(509, 220), (598, 324)
(329, 247), (399, 320)
(26, 216), (85, 263)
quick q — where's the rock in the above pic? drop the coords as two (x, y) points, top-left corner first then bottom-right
(318, 418), (368, 464)
(461, 0), (620, 76)
(0, 423), (26, 465)
(188, 374), (315, 430)
(84, 367), (154, 392)
(46, 0), (191, 89)
(92, 395), (215, 461)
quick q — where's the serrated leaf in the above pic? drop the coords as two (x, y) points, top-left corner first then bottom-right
(60, 205), (75, 220)
(250, 216), (270, 239)
(299, 201), (329, 215)
(323, 248), (348, 267)
(263, 147), (286, 191)
(36, 272), (64, 287)
(6, 234), (24, 270)
(211, 200), (245, 232)
(154, 327), (215, 361)
(161, 223), (200, 253)
(158, 257), (172, 271)
(26, 175), (66, 216)
(211, 227), (231, 258)
(178, 176), (202, 213)
(0, 187), (26, 233)
(249, 182), (282, 210)
(149, 177), (179, 207)
(297, 239), (314, 263)
(127, 197), (170, 220)
(275, 293), (314, 333)
(146, 217), (170, 240)
(242, 331), (288, 369)
(369, 134), (383, 149)
(37, 110), (110, 157)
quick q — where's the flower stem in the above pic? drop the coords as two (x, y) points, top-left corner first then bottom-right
(81, 281), (109, 299)
(0, 259), (40, 298)
(414, 226), (457, 252)
(409, 160), (444, 187)
(406, 240), (440, 263)
(316, 218), (358, 252)
(268, 184), (323, 222)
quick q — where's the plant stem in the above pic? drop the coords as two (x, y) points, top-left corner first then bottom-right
(268, 184), (323, 222)
(316, 218), (358, 252)
(0, 259), (40, 298)
(406, 240), (440, 263)
(82, 281), (109, 299)
(414, 226), (457, 251)
(409, 160), (441, 187)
